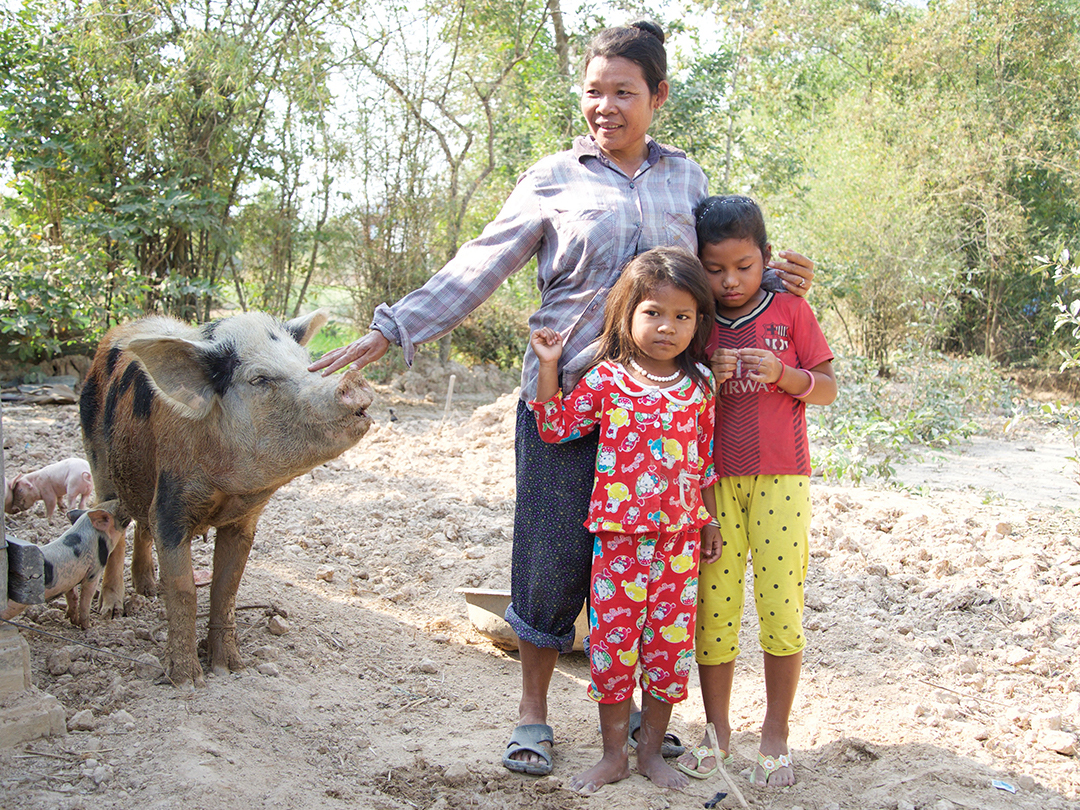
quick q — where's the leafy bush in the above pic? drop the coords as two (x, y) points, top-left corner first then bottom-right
(0, 224), (135, 362)
(451, 297), (529, 370)
(810, 346), (1021, 484)
(1038, 247), (1080, 370)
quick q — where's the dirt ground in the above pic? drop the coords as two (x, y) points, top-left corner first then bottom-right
(1, 365), (1078, 810)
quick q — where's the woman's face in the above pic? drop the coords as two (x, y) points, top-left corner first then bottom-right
(580, 55), (668, 173)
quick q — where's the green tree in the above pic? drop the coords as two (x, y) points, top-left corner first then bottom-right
(0, 0), (337, 360)
(320, 0), (571, 363)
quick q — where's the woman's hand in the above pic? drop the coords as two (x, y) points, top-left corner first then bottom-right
(308, 331), (391, 376)
(768, 250), (815, 297)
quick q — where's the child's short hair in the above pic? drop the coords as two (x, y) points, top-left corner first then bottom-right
(695, 195), (769, 255)
(595, 246), (714, 391)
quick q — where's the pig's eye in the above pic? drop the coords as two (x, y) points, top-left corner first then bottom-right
(250, 375), (274, 387)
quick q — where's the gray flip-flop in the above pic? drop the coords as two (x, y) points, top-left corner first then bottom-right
(628, 710), (685, 758)
(502, 723), (554, 775)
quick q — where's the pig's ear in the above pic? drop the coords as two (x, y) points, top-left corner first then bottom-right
(97, 500), (131, 529)
(87, 509), (113, 534)
(125, 336), (217, 420)
(67, 509), (84, 525)
(283, 309), (329, 346)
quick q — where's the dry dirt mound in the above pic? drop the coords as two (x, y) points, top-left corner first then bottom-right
(1, 387), (1078, 810)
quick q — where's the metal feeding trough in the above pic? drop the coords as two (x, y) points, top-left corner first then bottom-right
(456, 588), (588, 652)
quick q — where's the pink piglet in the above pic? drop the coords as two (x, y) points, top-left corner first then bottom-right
(8, 458), (94, 521)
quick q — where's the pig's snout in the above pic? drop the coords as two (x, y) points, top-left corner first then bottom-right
(338, 369), (374, 415)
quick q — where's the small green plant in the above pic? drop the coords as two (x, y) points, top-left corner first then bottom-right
(1036, 246), (1080, 371)
(810, 346), (1021, 485)
(306, 320), (360, 361)
(1018, 402), (1080, 487)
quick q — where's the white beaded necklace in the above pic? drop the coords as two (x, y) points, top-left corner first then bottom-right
(629, 357), (681, 383)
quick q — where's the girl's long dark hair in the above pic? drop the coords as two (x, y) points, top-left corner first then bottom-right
(593, 246), (714, 392)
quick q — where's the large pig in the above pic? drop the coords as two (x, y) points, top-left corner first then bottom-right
(79, 310), (373, 686)
(1, 500), (129, 630)
(8, 457), (94, 519)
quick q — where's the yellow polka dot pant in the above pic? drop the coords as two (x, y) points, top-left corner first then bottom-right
(696, 475), (811, 663)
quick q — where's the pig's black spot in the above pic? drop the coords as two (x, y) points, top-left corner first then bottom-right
(268, 329), (280, 342)
(79, 374), (100, 435)
(202, 319), (223, 340)
(62, 530), (84, 557)
(103, 363), (140, 440)
(156, 471), (190, 550)
(200, 343), (239, 398)
(131, 366), (155, 419)
(106, 346), (123, 376)
(103, 384), (117, 440)
(98, 535), (110, 569)
(43, 559), (55, 590)
(283, 321), (306, 345)
(118, 362), (140, 396)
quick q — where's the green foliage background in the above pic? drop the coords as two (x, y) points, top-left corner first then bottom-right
(0, 0), (1078, 385)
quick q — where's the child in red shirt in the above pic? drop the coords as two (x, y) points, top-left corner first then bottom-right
(529, 246), (721, 794)
(676, 196), (837, 787)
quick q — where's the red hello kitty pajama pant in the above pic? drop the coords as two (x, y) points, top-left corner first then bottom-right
(585, 528), (701, 704)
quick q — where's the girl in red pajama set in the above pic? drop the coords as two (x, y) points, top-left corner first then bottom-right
(529, 246), (722, 794)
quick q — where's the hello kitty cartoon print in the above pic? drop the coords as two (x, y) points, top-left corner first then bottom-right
(529, 361), (716, 534)
(529, 361), (717, 705)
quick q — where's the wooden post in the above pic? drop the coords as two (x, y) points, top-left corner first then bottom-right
(0, 402), (67, 747)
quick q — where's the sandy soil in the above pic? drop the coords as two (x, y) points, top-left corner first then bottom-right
(1, 369), (1078, 810)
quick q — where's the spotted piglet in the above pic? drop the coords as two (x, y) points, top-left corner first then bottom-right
(8, 457), (94, 520)
(1, 500), (129, 629)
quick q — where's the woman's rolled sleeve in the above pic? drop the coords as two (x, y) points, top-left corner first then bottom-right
(370, 178), (545, 364)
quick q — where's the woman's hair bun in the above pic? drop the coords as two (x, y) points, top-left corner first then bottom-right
(629, 19), (665, 45)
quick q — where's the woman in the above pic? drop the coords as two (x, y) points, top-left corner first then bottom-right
(310, 20), (815, 777)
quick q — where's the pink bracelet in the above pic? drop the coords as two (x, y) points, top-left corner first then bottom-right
(792, 369), (815, 399)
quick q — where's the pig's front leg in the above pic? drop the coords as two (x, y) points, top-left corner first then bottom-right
(99, 533), (127, 618)
(131, 521), (157, 597)
(76, 572), (103, 630)
(42, 490), (58, 522)
(207, 519), (258, 675)
(155, 533), (202, 688)
(64, 588), (80, 626)
(1, 600), (28, 621)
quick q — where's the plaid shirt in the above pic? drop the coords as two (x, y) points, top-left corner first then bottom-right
(371, 135), (709, 401)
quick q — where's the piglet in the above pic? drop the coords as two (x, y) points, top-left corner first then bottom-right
(8, 457), (93, 520)
(1, 500), (129, 630)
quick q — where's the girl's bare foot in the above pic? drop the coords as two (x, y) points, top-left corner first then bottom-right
(569, 753), (631, 794)
(637, 748), (689, 789)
